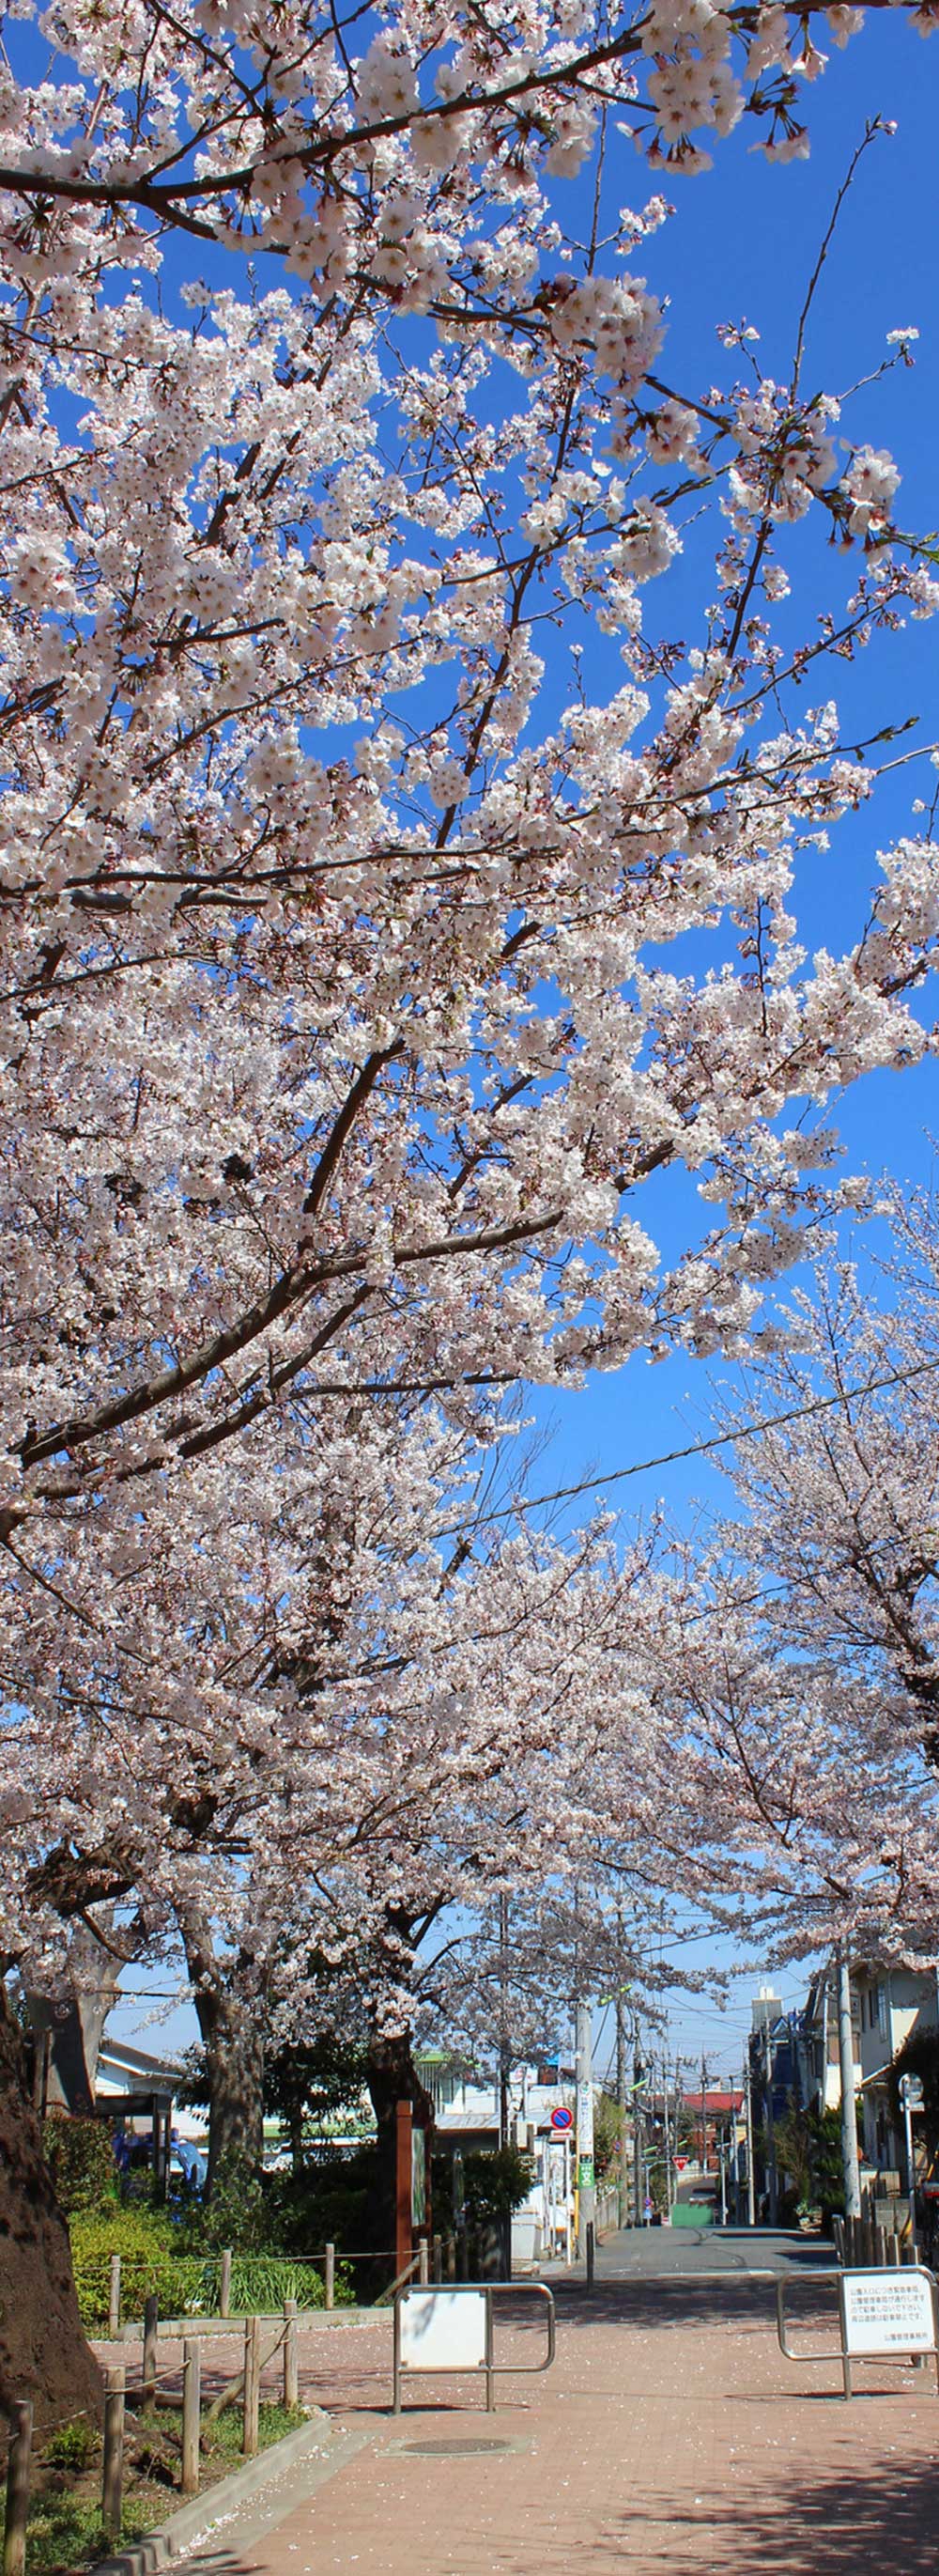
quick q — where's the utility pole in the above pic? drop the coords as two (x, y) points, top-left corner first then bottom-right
(576, 2000), (595, 2261)
(837, 1945), (862, 2221)
(662, 2056), (673, 2217)
(744, 2056), (756, 2227)
(762, 2015), (778, 2227)
(700, 2056), (708, 2180)
(899, 2075), (918, 2257)
(616, 1984), (628, 2229)
(498, 1894), (510, 2150)
(633, 2043), (644, 2227)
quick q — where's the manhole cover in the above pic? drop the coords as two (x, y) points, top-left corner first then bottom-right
(399, 2438), (513, 2457)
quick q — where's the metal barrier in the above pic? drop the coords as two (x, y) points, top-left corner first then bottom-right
(776, 2264), (939, 2399)
(393, 2281), (555, 2414)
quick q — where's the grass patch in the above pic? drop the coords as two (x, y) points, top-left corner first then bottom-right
(1, 2399), (310, 2574)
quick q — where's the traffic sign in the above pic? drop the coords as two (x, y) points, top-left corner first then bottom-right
(674, 2154), (688, 2172)
(550, 2105), (574, 2134)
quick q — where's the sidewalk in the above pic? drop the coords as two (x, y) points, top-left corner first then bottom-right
(109, 2273), (939, 2575)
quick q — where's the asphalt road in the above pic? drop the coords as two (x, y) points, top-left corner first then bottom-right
(585, 2221), (835, 2277)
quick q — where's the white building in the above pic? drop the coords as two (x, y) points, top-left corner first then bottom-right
(418, 2057), (578, 2265)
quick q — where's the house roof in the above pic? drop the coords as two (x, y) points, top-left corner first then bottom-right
(98, 2037), (183, 2087)
(683, 2091), (744, 2115)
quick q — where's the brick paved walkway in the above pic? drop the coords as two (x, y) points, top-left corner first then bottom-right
(102, 2273), (939, 2574)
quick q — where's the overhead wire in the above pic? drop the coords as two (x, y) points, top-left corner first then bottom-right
(454, 1349), (939, 1528)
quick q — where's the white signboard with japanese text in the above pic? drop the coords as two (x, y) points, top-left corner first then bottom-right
(576, 2082), (594, 2157)
(399, 2289), (487, 2373)
(842, 2269), (934, 2356)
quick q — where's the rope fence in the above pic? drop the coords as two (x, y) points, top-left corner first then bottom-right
(2, 2302), (301, 2574)
(99, 2229), (471, 2331)
(3, 2227), (500, 2569)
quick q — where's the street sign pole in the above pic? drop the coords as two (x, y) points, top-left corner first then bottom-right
(837, 1948), (862, 2223)
(576, 2001), (595, 2262)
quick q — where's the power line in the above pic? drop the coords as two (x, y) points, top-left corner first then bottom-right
(467, 1350), (939, 1527)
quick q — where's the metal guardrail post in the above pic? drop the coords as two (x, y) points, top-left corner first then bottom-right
(392, 2280), (555, 2415)
(777, 2264), (939, 2400)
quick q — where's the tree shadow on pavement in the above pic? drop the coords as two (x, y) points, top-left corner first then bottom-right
(601, 2444), (939, 2574)
(546, 2278), (834, 2332)
(488, 2443), (939, 2576)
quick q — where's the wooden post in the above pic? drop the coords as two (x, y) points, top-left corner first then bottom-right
(101, 2367), (125, 2543)
(142, 2294), (158, 2400)
(242, 2315), (260, 2458)
(432, 2233), (442, 2284)
(283, 2301), (299, 2410)
(418, 2237), (429, 2287)
(220, 2249), (232, 2320)
(3, 2400), (33, 2576)
(324, 2243), (335, 2311)
(395, 2099), (412, 2280)
(181, 2339), (201, 2498)
(108, 2252), (122, 2338)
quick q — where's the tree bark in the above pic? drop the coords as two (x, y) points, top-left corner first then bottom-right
(366, 2026), (435, 2258)
(0, 1985), (102, 2427)
(23, 1920), (123, 2114)
(193, 1982), (265, 2191)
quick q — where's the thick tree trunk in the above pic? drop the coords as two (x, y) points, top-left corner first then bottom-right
(178, 1910), (266, 2194)
(0, 1987), (102, 2428)
(194, 1986), (265, 2192)
(366, 2026), (434, 2259)
(23, 1920), (123, 2114)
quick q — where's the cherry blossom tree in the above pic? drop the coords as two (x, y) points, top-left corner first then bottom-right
(711, 1207), (939, 1758)
(2, 6), (939, 1550)
(615, 1206), (939, 1977)
(625, 1541), (939, 1971)
(4, 0), (939, 2401)
(2, 1389), (679, 2207)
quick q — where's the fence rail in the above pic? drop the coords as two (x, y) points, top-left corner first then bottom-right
(2, 2301), (302, 2572)
(100, 2228), (516, 2334)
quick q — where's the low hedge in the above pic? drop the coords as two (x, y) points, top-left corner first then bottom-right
(69, 2212), (328, 2327)
(69, 2211), (207, 2330)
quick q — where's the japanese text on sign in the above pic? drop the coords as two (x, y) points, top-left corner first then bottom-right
(842, 2270), (934, 2356)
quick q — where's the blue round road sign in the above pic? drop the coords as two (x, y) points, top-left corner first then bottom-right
(550, 2105), (574, 2133)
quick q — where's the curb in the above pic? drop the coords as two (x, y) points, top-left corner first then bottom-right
(96, 2307), (380, 2344)
(89, 2410), (368, 2576)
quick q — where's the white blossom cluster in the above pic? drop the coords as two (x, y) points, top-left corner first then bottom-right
(0, 0), (934, 2059)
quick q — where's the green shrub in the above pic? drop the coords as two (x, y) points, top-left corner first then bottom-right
(433, 2146), (533, 2228)
(69, 2210), (333, 2325)
(44, 2116), (118, 2216)
(43, 2420), (96, 2474)
(227, 2257), (325, 2314)
(69, 2209), (207, 2330)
